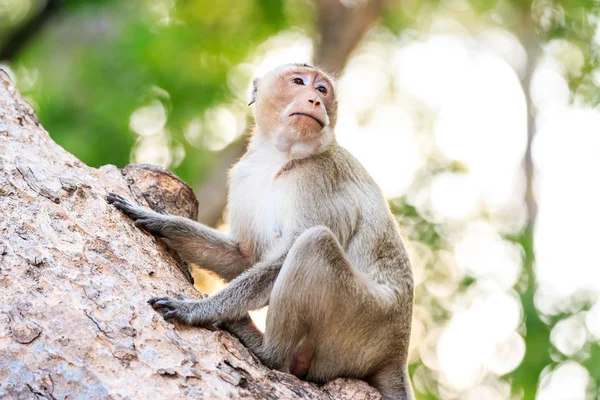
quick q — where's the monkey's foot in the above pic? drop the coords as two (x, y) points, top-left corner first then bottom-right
(148, 296), (215, 326)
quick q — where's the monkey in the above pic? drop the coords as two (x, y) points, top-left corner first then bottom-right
(107, 63), (414, 399)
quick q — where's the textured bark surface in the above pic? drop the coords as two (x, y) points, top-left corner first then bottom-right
(0, 71), (380, 399)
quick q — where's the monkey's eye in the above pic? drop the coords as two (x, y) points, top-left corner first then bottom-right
(316, 86), (327, 94)
(292, 78), (304, 85)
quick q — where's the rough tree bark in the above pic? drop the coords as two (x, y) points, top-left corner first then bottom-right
(0, 71), (380, 399)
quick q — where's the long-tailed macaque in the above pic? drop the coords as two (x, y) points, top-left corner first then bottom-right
(107, 63), (414, 399)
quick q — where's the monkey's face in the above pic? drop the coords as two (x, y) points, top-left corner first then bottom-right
(252, 65), (338, 153)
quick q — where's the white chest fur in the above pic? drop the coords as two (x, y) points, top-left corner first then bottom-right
(228, 140), (297, 258)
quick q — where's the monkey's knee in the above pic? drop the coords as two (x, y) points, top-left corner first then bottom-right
(269, 225), (349, 329)
(288, 225), (340, 262)
(274, 226), (348, 298)
(295, 225), (336, 247)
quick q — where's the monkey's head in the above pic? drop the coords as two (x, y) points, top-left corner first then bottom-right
(249, 64), (338, 159)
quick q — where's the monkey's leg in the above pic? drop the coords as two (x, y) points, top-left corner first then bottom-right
(262, 226), (413, 399)
(107, 193), (251, 281)
(368, 363), (414, 400)
(149, 255), (285, 325)
(218, 314), (266, 359)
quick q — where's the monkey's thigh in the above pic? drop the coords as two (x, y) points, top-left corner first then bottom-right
(264, 226), (397, 382)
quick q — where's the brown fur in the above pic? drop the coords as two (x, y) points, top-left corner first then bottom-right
(107, 64), (414, 400)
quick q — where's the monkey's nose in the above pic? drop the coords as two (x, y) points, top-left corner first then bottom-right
(308, 99), (321, 106)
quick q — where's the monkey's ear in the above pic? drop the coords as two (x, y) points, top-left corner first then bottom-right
(248, 79), (258, 106)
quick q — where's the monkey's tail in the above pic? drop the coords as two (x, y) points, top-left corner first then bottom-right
(394, 367), (415, 400)
(370, 365), (414, 400)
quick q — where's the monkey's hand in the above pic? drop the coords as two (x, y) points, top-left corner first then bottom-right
(106, 193), (167, 235)
(148, 296), (217, 326)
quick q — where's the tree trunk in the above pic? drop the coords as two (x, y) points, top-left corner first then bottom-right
(313, 0), (385, 74)
(509, 13), (552, 400)
(0, 71), (379, 399)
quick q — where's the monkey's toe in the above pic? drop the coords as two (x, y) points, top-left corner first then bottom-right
(134, 218), (165, 235)
(151, 300), (174, 310)
(134, 218), (151, 229)
(148, 296), (172, 306)
(148, 297), (183, 314)
(107, 193), (132, 211)
(148, 297), (194, 325)
(162, 310), (180, 321)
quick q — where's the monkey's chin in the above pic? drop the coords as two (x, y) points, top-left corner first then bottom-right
(290, 122), (323, 140)
(273, 125), (334, 160)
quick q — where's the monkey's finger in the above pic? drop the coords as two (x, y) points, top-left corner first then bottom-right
(114, 204), (136, 216)
(163, 310), (179, 321)
(151, 299), (178, 308)
(113, 203), (148, 221)
(151, 300), (174, 310)
(106, 193), (119, 204)
(149, 299), (180, 312)
(113, 200), (137, 212)
(176, 294), (187, 301)
(136, 219), (167, 236)
(134, 219), (151, 229)
(106, 193), (131, 205)
(108, 198), (134, 212)
(162, 311), (180, 321)
(151, 303), (176, 313)
(148, 296), (171, 305)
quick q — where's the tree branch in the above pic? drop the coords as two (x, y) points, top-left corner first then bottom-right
(510, 12), (551, 400)
(314, 0), (386, 74)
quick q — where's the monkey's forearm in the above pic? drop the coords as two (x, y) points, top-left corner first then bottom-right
(207, 256), (283, 320)
(107, 193), (251, 281)
(160, 217), (251, 281)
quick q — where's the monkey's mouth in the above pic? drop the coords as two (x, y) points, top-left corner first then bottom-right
(289, 113), (325, 128)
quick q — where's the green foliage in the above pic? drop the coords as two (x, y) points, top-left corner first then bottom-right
(14, 0), (293, 185)
(508, 224), (553, 399)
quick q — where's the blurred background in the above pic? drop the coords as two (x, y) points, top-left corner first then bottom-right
(1, 0), (599, 398)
